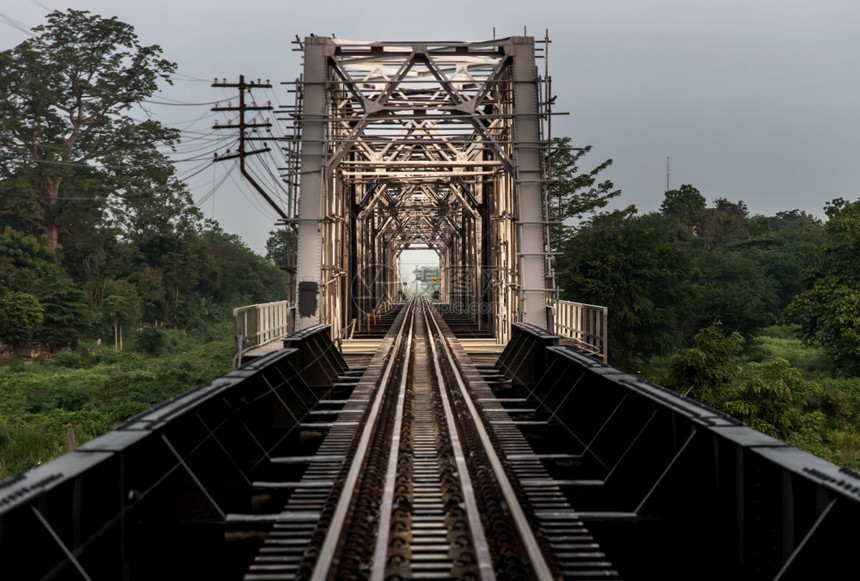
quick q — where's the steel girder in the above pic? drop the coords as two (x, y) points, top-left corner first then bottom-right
(294, 36), (554, 341)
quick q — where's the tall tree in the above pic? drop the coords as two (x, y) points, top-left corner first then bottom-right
(660, 184), (706, 228)
(32, 273), (91, 351)
(265, 228), (296, 270)
(0, 9), (177, 250)
(546, 137), (620, 248)
(785, 199), (860, 374)
(102, 279), (141, 351)
(0, 291), (44, 349)
(556, 207), (693, 361)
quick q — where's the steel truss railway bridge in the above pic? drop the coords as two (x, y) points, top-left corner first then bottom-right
(2, 36), (859, 580)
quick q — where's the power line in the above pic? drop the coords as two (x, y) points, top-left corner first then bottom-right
(29, 0), (52, 12)
(177, 157), (221, 182)
(0, 12), (34, 37)
(143, 96), (238, 107)
(172, 72), (216, 83)
(195, 160), (236, 207)
(226, 168), (278, 222)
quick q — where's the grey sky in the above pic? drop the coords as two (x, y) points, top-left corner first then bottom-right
(3, 0), (859, 256)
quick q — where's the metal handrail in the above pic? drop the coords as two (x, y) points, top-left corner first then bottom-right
(549, 299), (608, 362)
(233, 300), (293, 368)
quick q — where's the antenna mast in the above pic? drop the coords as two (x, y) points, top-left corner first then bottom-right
(666, 156), (671, 191)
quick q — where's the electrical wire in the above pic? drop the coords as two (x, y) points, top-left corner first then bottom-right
(226, 168), (279, 222)
(0, 12), (34, 37)
(29, 0), (52, 12)
(143, 98), (226, 107)
(195, 159), (236, 207)
(2, 45), (296, 226)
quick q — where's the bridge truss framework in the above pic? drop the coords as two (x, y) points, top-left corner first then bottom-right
(289, 35), (557, 343)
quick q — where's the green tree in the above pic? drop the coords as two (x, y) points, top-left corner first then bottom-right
(107, 178), (202, 242)
(824, 197), (850, 219)
(546, 137), (620, 248)
(690, 252), (776, 336)
(701, 197), (750, 249)
(660, 184), (706, 223)
(557, 208), (692, 361)
(127, 230), (206, 325)
(728, 213), (822, 313)
(133, 324), (167, 356)
(0, 291), (44, 348)
(767, 209), (822, 232)
(129, 265), (168, 324)
(0, 9), (177, 250)
(32, 273), (90, 350)
(785, 199), (860, 374)
(0, 226), (57, 292)
(666, 323), (745, 400)
(265, 227), (296, 270)
(103, 280), (141, 351)
(200, 224), (286, 307)
(722, 358), (807, 439)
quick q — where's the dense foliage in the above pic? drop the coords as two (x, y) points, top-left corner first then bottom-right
(0, 10), (287, 356)
(0, 11), (287, 477)
(3, 9), (860, 478)
(786, 199), (860, 375)
(555, 180), (860, 468)
(558, 185), (823, 364)
(0, 329), (233, 479)
(659, 325), (860, 469)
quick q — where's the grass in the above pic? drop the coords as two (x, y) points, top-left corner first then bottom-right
(0, 326), (234, 480)
(722, 325), (860, 469)
(617, 325), (860, 469)
(742, 331), (829, 374)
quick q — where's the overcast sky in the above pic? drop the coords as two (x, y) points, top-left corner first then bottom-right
(3, 0), (859, 258)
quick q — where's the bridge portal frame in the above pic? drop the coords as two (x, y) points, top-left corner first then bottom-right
(293, 35), (556, 343)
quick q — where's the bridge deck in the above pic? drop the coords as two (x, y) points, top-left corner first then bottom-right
(1, 308), (858, 579)
(242, 336), (504, 366)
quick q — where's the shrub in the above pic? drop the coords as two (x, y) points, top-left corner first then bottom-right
(666, 323), (745, 400)
(721, 358), (808, 439)
(52, 349), (84, 369)
(133, 325), (167, 356)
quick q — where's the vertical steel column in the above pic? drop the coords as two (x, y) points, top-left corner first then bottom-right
(295, 37), (330, 329)
(511, 37), (548, 329)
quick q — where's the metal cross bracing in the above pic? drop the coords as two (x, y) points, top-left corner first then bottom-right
(289, 35), (558, 345)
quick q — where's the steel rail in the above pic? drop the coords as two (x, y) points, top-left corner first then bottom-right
(421, 298), (497, 581)
(312, 297), (551, 579)
(310, 299), (416, 581)
(369, 301), (416, 580)
(424, 299), (556, 580)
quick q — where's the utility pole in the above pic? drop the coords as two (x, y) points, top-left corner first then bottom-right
(212, 76), (297, 315)
(212, 76), (289, 221)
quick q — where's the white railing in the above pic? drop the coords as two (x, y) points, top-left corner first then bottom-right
(233, 300), (294, 368)
(549, 299), (608, 362)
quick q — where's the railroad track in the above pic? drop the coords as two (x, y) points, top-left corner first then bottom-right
(5, 301), (858, 579)
(236, 297), (620, 580)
